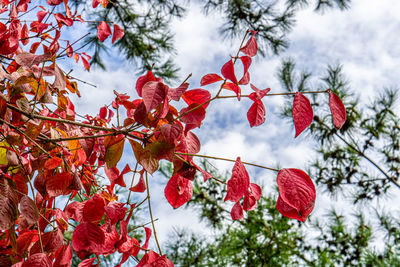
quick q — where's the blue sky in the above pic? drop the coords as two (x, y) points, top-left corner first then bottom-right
(65, 0), (400, 258)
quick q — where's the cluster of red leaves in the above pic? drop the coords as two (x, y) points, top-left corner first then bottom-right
(0, 1), (347, 266)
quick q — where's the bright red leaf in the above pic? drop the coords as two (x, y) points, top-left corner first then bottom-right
(182, 89), (211, 109)
(276, 168), (316, 222)
(164, 174), (193, 208)
(240, 34), (258, 57)
(247, 100), (265, 127)
(97, 21), (111, 42)
(180, 104), (206, 133)
(221, 59), (238, 84)
(200, 73), (223, 86)
(329, 90), (346, 129)
(222, 82), (241, 100)
(72, 222), (105, 254)
(83, 193), (105, 222)
(293, 92), (313, 137)
(129, 170), (146, 192)
(231, 201), (244, 220)
(224, 157), (250, 202)
(142, 81), (167, 113)
(112, 23), (124, 44)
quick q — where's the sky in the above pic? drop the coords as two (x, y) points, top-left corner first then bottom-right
(64, 0), (400, 261)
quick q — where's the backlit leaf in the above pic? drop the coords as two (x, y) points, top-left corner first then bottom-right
(72, 222), (105, 254)
(240, 35), (258, 57)
(105, 135), (125, 168)
(293, 92), (313, 137)
(276, 168), (316, 222)
(97, 21), (111, 42)
(329, 90), (346, 129)
(247, 100), (265, 127)
(231, 201), (244, 220)
(221, 59), (238, 84)
(112, 23), (124, 44)
(182, 89), (211, 109)
(224, 157), (250, 202)
(164, 174), (193, 208)
(142, 81), (167, 113)
(200, 73), (223, 86)
(83, 193), (105, 223)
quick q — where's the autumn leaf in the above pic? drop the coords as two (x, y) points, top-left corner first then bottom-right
(142, 81), (167, 113)
(247, 100), (265, 127)
(329, 90), (346, 129)
(83, 193), (105, 223)
(72, 222), (105, 254)
(0, 177), (18, 230)
(200, 73), (223, 86)
(293, 92), (313, 137)
(231, 201), (244, 220)
(112, 23), (124, 44)
(221, 59), (238, 84)
(20, 195), (39, 225)
(164, 174), (193, 208)
(276, 168), (316, 222)
(240, 34), (258, 57)
(97, 21), (111, 42)
(224, 157), (250, 202)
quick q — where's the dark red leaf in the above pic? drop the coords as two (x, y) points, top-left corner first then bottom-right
(44, 156), (62, 170)
(329, 90), (346, 129)
(224, 157), (250, 202)
(164, 174), (193, 208)
(20, 195), (39, 224)
(83, 193), (105, 222)
(21, 253), (52, 267)
(240, 35), (258, 57)
(46, 172), (73, 197)
(200, 73), (223, 86)
(247, 100), (265, 127)
(112, 23), (124, 44)
(182, 89), (211, 109)
(142, 81), (167, 113)
(276, 168), (316, 222)
(221, 59), (238, 84)
(231, 201), (244, 220)
(0, 178), (19, 230)
(160, 123), (183, 144)
(54, 244), (73, 267)
(72, 222), (105, 254)
(293, 92), (313, 137)
(65, 201), (84, 223)
(97, 21), (111, 42)
(77, 257), (96, 267)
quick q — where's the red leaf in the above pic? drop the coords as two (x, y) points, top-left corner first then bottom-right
(21, 253), (52, 267)
(112, 23), (124, 44)
(176, 131), (201, 158)
(329, 90), (346, 129)
(78, 257), (96, 267)
(180, 104), (206, 132)
(164, 174), (193, 208)
(83, 193), (105, 222)
(142, 81), (167, 113)
(104, 136), (125, 168)
(104, 202), (127, 225)
(129, 170), (146, 192)
(136, 71), (156, 97)
(137, 250), (174, 267)
(293, 92), (313, 137)
(231, 201), (244, 220)
(168, 82), (189, 101)
(81, 56), (90, 71)
(249, 84), (270, 101)
(222, 82), (241, 100)
(238, 56), (251, 85)
(54, 244), (73, 267)
(224, 157), (250, 202)
(200, 73), (223, 86)
(194, 164), (213, 182)
(182, 89), (211, 109)
(221, 59), (238, 84)
(276, 168), (316, 222)
(104, 165), (127, 187)
(20, 195), (39, 224)
(160, 123), (183, 144)
(44, 156), (62, 170)
(21, 24), (29, 46)
(143, 227), (151, 249)
(240, 35), (258, 57)
(97, 21), (111, 42)
(72, 222), (105, 253)
(65, 201), (84, 223)
(45, 172), (73, 197)
(247, 100), (265, 127)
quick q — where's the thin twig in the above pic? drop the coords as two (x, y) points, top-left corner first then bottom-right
(145, 172), (162, 255)
(175, 153), (280, 172)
